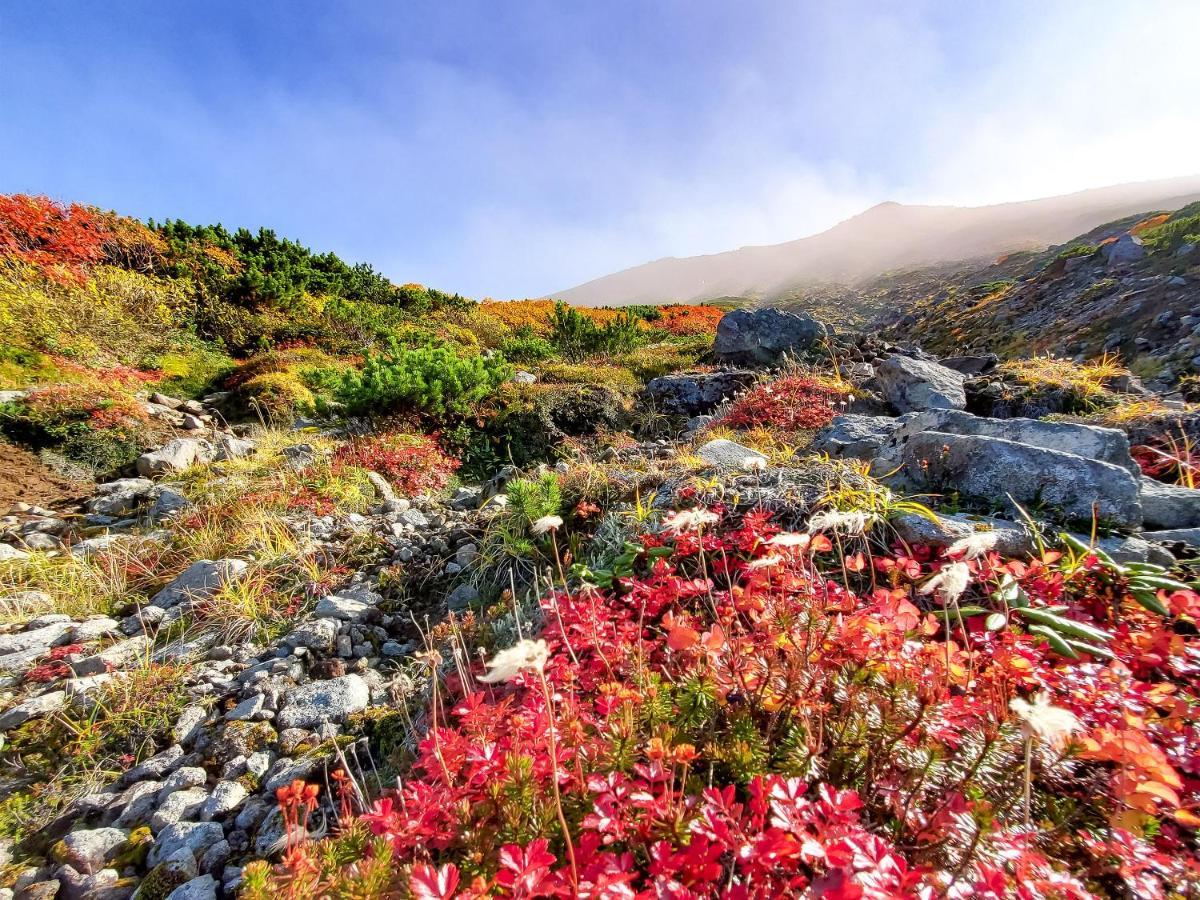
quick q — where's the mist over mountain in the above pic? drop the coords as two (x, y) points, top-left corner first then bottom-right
(551, 175), (1200, 307)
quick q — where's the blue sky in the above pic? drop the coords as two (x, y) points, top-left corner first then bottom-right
(2, 1), (1196, 298)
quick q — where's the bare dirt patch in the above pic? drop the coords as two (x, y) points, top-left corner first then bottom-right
(0, 440), (93, 512)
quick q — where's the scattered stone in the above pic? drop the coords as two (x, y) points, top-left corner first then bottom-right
(313, 595), (374, 622)
(644, 371), (756, 415)
(276, 674), (370, 730)
(446, 583), (479, 611)
(697, 438), (767, 470)
(1140, 479), (1200, 530)
(151, 559), (249, 609)
(200, 782), (248, 821)
(147, 822), (225, 869)
(164, 874), (217, 900)
(53, 827), (128, 875)
(0, 621), (73, 657)
(0, 690), (66, 732)
(872, 355), (967, 413)
(810, 415), (900, 460)
(136, 439), (211, 478)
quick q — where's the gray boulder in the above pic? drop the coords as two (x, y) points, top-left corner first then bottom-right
(697, 439), (767, 470)
(214, 435), (256, 461)
(885, 409), (1137, 473)
(0, 690), (67, 731)
(55, 827), (128, 875)
(0, 621), (72, 656)
(713, 308), (827, 366)
(891, 512), (1034, 556)
(644, 371), (756, 415)
(86, 478), (155, 516)
(276, 674), (369, 730)
(894, 432), (1142, 528)
(810, 415), (901, 460)
(1102, 233), (1145, 268)
(147, 822), (224, 868)
(151, 560), (249, 609)
(1143, 527), (1200, 549)
(149, 488), (191, 522)
(165, 876), (217, 900)
(873, 355), (966, 413)
(137, 439), (211, 478)
(1139, 479), (1200, 530)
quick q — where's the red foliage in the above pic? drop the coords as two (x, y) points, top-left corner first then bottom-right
(1133, 440), (1198, 488)
(655, 305), (726, 336)
(333, 432), (459, 496)
(254, 504), (1200, 898)
(718, 374), (848, 431)
(0, 194), (112, 284)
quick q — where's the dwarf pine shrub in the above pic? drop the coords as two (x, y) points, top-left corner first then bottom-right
(336, 340), (512, 420)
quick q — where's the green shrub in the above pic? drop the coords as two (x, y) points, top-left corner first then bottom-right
(1140, 203), (1200, 254)
(549, 302), (645, 360)
(499, 326), (556, 363)
(336, 341), (512, 420)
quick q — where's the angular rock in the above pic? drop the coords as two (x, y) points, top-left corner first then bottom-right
(151, 560), (248, 609)
(164, 875), (217, 900)
(54, 827), (128, 875)
(446, 583), (479, 611)
(283, 618), (339, 653)
(1140, 479), (1200, 530)
(86, 479), (155, 517)
(0, 690), (66, 731)
(895, 432), (1142, 528)
(312, 595), (374, 622)
(149, 489), (191, 523)
(697, 439), (767, 470)
(873, 355), (966, 413)
(214, 435), (256, 461)
(891, 513), (1034, 556)
(644, 371), (756, 415)
(810, 415), (901, 460)
(200, 782), (248, 821)
(1143, 527), (1200, 549)
(938, 354), (998, 376)
(147, 822), (224, 868)
(713, 308), (827, 366)
(886, 409), (1137, 473)
(137, 439), (211, 478)
(0, 543), (30, 562)
(276, 674), (369, 730)
(149, 789), (208, 835)
(0, 622), (72, 657)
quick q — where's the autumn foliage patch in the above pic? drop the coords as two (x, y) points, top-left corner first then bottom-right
(333, 432), (460, 496)
(718, 374), (848, 431)
(241, 505), (1200, 899)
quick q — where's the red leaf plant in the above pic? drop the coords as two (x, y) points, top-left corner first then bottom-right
(240, 505), (1200, 899)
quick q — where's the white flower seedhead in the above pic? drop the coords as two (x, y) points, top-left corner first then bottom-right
(948, 531), (999, 560)
(747, 553), (784, 570)
(1010, 692), (1080, 749)
(918, 561), (971, 605)
(662, 507), (720, 535)
(741, 456), (767, 473)
(806, 509), (871, 536)
(766, 532), (809, 549)
(478, 638), (550, 684)
(531, 514), (563, 536)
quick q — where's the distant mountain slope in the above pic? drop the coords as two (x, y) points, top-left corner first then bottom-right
(551, 176), (1200, 307)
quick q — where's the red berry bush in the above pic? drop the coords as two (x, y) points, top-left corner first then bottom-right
(718, 375), (848, 431)
(333, 431), (460, 496)
(240, 503), (1200, 899)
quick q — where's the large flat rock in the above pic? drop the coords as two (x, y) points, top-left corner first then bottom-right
(895, 431), (1142, 528)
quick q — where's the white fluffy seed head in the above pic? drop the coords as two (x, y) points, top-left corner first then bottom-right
(531, 515), (563, 535)
(948, 531), (999, 560)
(1010, 692), (1080, 748)
(478, 638), (550, 683)
(918, 561), (971, 605)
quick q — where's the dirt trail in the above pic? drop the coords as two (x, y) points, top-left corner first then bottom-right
(0, 440), (93, 512)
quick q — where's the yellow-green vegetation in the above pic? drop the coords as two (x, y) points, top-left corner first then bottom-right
(998, 354), (1127, 413)
(1, 661), (194, 841)
(0, 536), (167, 622)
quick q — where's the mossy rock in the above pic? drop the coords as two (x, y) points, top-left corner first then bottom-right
(111, 826), (153, 868)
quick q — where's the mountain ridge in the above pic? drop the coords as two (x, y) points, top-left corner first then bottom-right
(550, 175), (1200, 307)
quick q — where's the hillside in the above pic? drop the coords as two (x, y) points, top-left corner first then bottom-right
(552, 175), (1200, 307)
(2, 193), (1200, 899)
